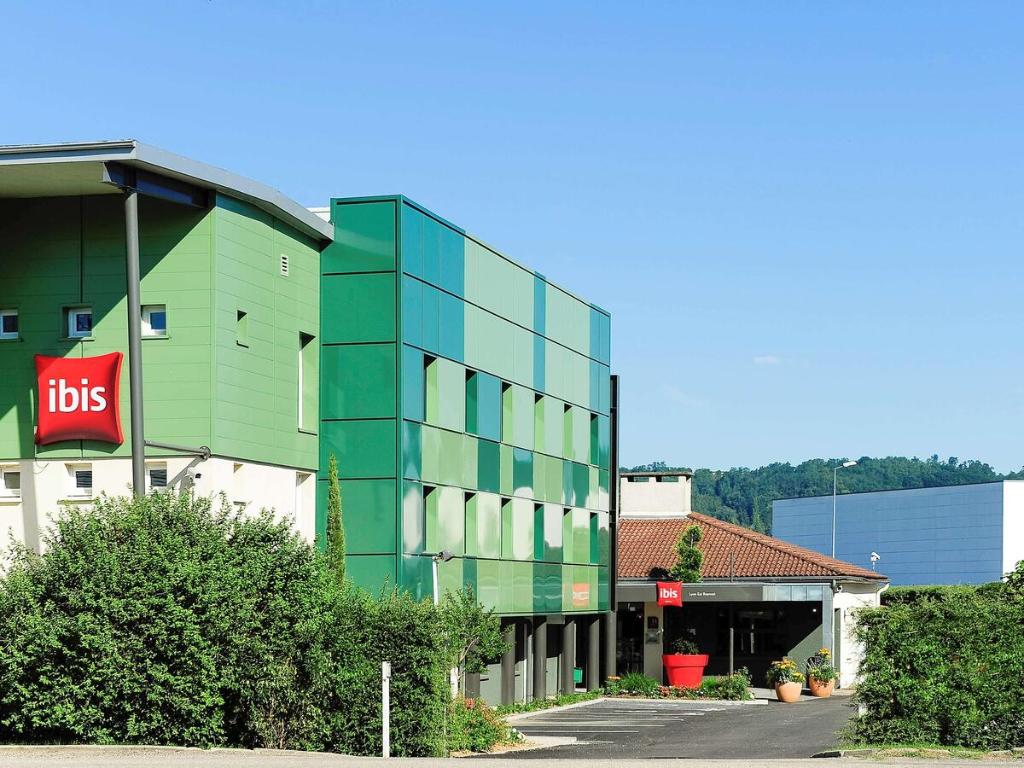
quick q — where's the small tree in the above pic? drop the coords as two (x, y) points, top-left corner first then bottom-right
(669, 523), (703, 583)
(439, 586), (507, 686)
(326, 454), (346, 585)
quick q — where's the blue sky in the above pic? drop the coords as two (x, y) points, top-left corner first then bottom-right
(3, 2), (1022, 472)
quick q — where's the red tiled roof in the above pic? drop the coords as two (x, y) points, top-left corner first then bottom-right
(617, 512), (886, 580)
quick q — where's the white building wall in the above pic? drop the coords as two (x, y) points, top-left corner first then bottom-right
(620, 476), (692, 518)
(1002, 481), (1024, 577)
(833, 582), (883, 689)
(0, 456), (317, 557)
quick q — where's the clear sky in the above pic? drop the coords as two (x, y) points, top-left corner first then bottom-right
(3, 2), (1021, 472)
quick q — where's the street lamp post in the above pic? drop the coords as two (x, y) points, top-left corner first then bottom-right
(431, 550), (455, 606)
(832, 460), (857, 558)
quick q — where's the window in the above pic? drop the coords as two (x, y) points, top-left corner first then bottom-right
(141, 305), (167, 337)
(66, 307), (92, 339)
(147, 463), (168, 491)
(67, 464), (93, 497)
(298, 332), (316, 432)
(0, 309), (18, 340)
(236, 310), (249, 347)
(0, 467), (20, 498)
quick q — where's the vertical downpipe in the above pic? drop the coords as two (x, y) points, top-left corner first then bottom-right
(124, 186), (146, 495)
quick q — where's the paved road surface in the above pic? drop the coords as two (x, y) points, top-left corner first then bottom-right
(487, 696), (856, 759)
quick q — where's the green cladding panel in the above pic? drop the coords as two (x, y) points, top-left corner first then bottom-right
(319, 195), (611, 617)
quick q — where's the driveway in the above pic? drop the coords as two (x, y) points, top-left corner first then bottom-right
(487, 696), (856, 759)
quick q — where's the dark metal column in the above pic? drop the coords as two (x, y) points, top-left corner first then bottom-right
(532, 616), (547, 701)
(124, 188), (145, 495)
(587, 615), (601, 691)
(500, 621), (516, 705)
(603, 609), (617, 679)
(560, 618), (576, 694)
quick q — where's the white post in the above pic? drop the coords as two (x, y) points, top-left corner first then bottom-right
(432, 557), (440, 606)
(382, 661), (391, 758)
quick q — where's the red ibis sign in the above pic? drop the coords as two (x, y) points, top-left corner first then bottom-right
(35, 353), (124, 445)
(657, 581), (683, 607)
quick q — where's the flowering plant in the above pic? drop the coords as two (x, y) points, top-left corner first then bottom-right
(807, 647), (837, 683)
(766, 658), (805, 686)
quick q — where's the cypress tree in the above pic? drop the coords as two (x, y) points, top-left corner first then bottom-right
(326, 453), (346, 584)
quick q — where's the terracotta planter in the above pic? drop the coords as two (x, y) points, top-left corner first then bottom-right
(808, 678), (834, 698)
(774, 681), (802, 703)
(662, 653), (709, 688)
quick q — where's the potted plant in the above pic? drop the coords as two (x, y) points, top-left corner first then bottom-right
(806, 648), (837, 698)
(766, 658), (805, 703)
(662, 636), (709, 689)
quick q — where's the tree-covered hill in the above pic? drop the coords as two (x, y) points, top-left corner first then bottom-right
(625, 456), (1024, 533)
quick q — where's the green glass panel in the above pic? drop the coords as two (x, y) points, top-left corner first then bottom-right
(477, 438), (500, 494)
(421, 216), (441, 286)
(598, 415), (610, 468)
(435, 357), (465, 432)
(597, 512), (609, 565)
(599, 468), (610, 511)
(477, 559), (500, 611)
(461, 557), (478, 597)
(512, 386), (534, 449)
(514, 561), (533, 614)
(424, 355), (439, 424)
(589, 414), (599, 466)
(425, 485), (465, 556)
(562, 404), (573, 458)
(402, 481), (424, 554)
(476, 373), (501, 442)
(320, 419), (395, 478)
(499, 444), (514, 495)
(512, 267), (533, 329)
(322, 273), (396, 343)
(598, 565), (609, 611)
(588, 466), (599, 510)
(589, 512), (599, 564)
(589, 360), (601, 414)
(511, 498), (534, 560)
(420, 424), (441, 484)
(347, 554), (397, 594)
(497, 561), (515, 613)
(401, 554), (432, 602)
(437, 556), (463, 599)
(533, 395), (544, 453)
(439, 430), (464, 486)
(531, 452), (545, 502)
(501, 383), (513, 443)
(544, 398), (563, 456)
(465, 371), (479, 434)
(402, 420), (421, 481)
(546, 456), (563, 505)
(532, 334), (545, 391)
(589, 306), (602, 361)
(500, 498), (514, 559)
(533, 503), (545, 561)
(474, 493), (501, 559)
(465, 493), (479, 556)
(326, 201), (395, 273)
(573, 463), (589, 509)
(462, 433), (479, 489)
(512, 448), (533, 498)
(532, 273), (546, 334)
(560, 507), (573, 563)
(321, 343), (395, 419)
(562, 460), (574, 507)
(340, 479), (396, 554)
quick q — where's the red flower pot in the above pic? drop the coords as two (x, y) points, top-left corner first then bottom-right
(662, 653), (709, 688)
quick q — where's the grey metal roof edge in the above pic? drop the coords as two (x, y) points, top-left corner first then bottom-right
(0, 140), (333, 243)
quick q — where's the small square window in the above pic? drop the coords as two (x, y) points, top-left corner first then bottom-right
(147, 463), (168, 490)
(0, 310), (18, 340)
(1, 468), (20, 498)
(142, 305), (167, 337)
(67, 464), (93, 496)
(66, 308), (93, 339)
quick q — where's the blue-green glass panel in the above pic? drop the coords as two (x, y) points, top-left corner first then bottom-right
(462, 555), (478, 594)
(439, 291), (464, 362)
(439, 226), (465, 296)
(402, 275), (423, 348)
(533, 335), (545, 391)
(402, 420), (421, 481)
(401, 554), (432, 602)
(402, 481), (424, 554)
(573, 463), (589, 508)
(401, 204), (423, 278)
(598, 415), (610, 468)
(532, 273), (546, 334)
(562, 460), (574, 507)
(422, 217), (441, 286)
(533, 503), (545, 561)
(589, 307), (601, 361)
(465, 372), (479, 434)
(422, 283), (440, 355)
(402, 345), (425, 422)
(512, 448), (533, 497)
(476, 372), (501, 442)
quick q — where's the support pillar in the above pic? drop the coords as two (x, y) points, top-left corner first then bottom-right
(532, 616), (547, 701)
(500, 621), (516, 705)
(123, 187), (146, 496)
(465, 671), (481, 700)
(587, 614), (601, 691)
(603, 609), (617, 679)
(560, 618), (576, 694)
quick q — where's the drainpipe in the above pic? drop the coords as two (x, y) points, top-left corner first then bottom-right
(123, 184), (146, 496)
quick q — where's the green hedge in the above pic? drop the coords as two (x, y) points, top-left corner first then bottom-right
(0, 492), (468, 756)
(851, 570), (1024, 749)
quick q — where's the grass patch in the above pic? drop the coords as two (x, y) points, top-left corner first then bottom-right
(838, 743), (1017, 760)
(494, 690), (602, 716)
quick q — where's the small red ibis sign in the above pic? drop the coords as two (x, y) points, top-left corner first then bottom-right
(657, 581), (683, 607)
(35, 352), (124, 446)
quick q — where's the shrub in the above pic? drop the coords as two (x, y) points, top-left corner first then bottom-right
(0, 492), (459, 756)
(850, 565), (1024, 750)
(448, 698), (517, 753)
(669, 524), (703, 583)
(697, 668), (752, 700)
(670, 637), (700, 655)
(606, 672), (660, 697)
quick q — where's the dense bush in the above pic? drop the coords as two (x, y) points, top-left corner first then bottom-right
(850, 565), (1024, 750)
(448, 697), (518, 753)
(0, 492), (492, 756)
(605, 669), (751, 700)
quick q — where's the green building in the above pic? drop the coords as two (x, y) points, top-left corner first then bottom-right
(0, 143), (616, 704)
(320, 197), (616, 702)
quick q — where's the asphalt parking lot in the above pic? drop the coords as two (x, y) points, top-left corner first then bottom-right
(486, 696), (857, 759)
